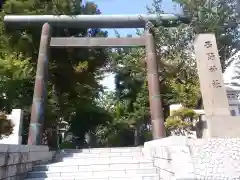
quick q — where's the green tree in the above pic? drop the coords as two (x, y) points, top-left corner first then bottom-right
(112, 46), (150, 145)
(147, 0), (240, 110)
(103, 0), (239, 144)
(97, 0), (240, 145)
(173, 0), (240, 70)
(0, 0), (110, 147)
(0, 52), (34, 112)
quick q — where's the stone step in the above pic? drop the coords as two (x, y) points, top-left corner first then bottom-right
(59, 151), (144, 158)
(58, 156), (146, 162)
(33, 161), (154, 171)
(61, 147), (143, 154)
(27, 167), (157, 178)
(43, 159), (152, 166)
(25, 173), (160, 180)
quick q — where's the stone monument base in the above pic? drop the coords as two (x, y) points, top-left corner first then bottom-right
(206, 115), (240, 138)
(143, 136), (240, 179)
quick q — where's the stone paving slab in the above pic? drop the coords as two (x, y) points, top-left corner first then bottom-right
(58, 156), (146, 162)
(60, 152), (144, 158)
(27, 167), (157, 178)
(33, 163), (155, 172)
(36, 159), (153, 166)
(61, 147), (143, 154)
(33, 162), (154, 172)
(25, 173), (160, 180)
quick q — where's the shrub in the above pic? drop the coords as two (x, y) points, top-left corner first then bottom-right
(165, 108), (199, 136)
(59, 141), (75, 149)
(0, 112), (14, 139)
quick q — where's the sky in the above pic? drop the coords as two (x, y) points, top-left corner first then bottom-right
(84, 0), (177, 91)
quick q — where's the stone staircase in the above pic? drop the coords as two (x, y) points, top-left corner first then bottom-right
(24, 147), (160, 180)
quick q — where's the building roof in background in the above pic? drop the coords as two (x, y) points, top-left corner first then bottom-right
(223, 51), (240, 91)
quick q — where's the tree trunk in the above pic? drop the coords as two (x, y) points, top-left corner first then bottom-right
(163, 104), (170, 120)
(196, 96), (203, 109)
(134, 127), (140, 146)
(47, 128), (58, 150)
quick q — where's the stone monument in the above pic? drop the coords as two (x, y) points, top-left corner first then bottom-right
(194, 34), (240, 138)
(194, 34), (230, 116)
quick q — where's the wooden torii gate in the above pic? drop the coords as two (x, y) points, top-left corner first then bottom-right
(4, 14), (189, 145)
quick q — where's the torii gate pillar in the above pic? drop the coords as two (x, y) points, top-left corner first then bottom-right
(28, 23), (51, 145)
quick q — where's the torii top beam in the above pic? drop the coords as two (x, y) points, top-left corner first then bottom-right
(4, 14), (190, 29)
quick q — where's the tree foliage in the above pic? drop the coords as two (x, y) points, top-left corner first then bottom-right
(173, 0), (240, 70)
(96, 0), (240, 146)
(0, 0), (110, 147)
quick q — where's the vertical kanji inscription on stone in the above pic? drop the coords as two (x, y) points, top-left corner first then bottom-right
(194, 34), (230, 116)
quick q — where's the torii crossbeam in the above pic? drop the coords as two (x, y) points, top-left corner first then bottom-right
(4, 14), (190, 145)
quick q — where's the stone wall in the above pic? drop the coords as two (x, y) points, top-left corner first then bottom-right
(143, 136), (240, 180)
(189, 138), (240, 179)
(143, 136), (195, 180)
(144, 145), (174, 179)
(0, 144), (55, 180)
